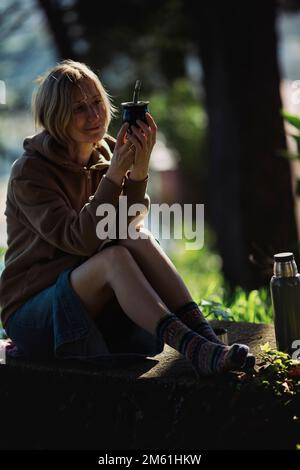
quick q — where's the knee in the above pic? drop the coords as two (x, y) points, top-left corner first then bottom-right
(119, 228), (157, 250)
(100, 244), (133, 271)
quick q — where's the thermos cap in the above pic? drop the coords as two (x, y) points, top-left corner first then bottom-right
(274, 252), (294, 262)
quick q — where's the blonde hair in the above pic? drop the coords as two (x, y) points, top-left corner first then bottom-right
(31, 59), (117, 147)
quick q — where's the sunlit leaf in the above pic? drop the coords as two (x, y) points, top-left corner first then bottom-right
(282, 110), (300, 130)
(260, 342), (271, 353)
(211, 307), (232, 320)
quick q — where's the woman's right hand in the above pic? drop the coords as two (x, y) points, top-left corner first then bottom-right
(105, 122), (135, 186)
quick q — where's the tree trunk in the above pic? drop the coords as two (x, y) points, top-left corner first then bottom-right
(185, 0), (299, 290)
(37, 0), (77, 60)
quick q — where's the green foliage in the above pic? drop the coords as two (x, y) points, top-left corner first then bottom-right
(200, 286), (272, 324)
(282, 110), (300, 132)
(236, 343), (300, 425)
(149, 78), (208, 174)
(227, 343), (300, 450)
(256, 343), (300, 395)
(169, 232), (273, 324)
(281, 110), (300, 159)
(217, 287), (273, 324)
(169, 229), (223, 304)
(0, 247), (6, 258)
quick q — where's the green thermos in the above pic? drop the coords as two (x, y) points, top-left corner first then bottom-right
(270, 252), (300, 355)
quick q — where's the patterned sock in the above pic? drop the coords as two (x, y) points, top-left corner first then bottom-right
(155, 313), (249, 376)
(174, 301), (224, 345)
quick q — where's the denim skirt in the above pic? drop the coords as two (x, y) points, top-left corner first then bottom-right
(4, 260), (164, 362)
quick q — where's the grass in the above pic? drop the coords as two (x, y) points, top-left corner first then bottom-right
(168, 229), (273, 324)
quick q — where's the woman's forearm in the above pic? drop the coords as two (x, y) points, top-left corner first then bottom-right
(105, 166), (126, 187)
(129, 165), (149, 181)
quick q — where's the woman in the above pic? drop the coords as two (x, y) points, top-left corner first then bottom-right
(0, 59), (254, 375)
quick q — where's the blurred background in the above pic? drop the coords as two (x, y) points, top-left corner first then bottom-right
(2, 0), (300, 322)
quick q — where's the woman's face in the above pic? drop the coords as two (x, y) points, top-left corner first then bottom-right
(67, 79), (107, 145)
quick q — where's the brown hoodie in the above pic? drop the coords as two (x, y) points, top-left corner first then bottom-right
(0, 131), (150, 327)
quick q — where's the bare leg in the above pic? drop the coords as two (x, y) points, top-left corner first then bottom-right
(117, 228), (193, 312)
(70, 245), (253, 373)
(70, 245), (171, 335)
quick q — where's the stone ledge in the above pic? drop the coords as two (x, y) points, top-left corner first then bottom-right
(3, 320), (276, 381)
(2, 320), (298, 450)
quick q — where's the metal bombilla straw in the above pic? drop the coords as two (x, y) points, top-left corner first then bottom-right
(132, 80), (142, 103)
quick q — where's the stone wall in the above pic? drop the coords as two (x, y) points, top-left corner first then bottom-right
(0, 321), (299, 450)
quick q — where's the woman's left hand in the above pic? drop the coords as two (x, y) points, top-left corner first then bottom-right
(126, 112), (157, 179)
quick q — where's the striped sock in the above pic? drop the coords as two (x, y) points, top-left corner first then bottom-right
(174, 302), (256, 370)
(155, 313), (249, 376)
(174, 301), (224, 345)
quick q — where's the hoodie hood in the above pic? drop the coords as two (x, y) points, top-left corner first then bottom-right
(23, 130), (113, 172)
